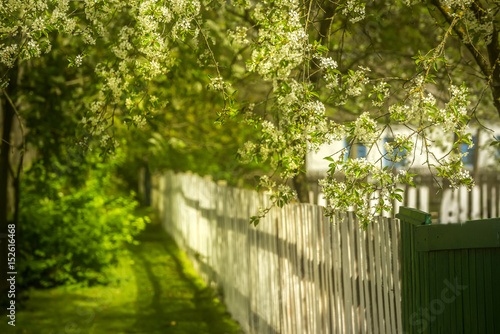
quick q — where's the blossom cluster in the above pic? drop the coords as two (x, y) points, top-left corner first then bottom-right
(228, 26), (250, 46)
(436, 154), (475, 190)
(429, 84), (470, 133)
(370, 81), (390, 107)
(352, 113), (381, 145)
(316, 55), (340, 89)
(247, 9), (308, 80)
(440, 0), (473, 9)
(341, 0), (366, 23)
(318, 57), (338, 71)
(209, 76), (231, 92)
(319, 157), (401, 225)
(345, 67), (371, 97)
(0, 0), (77, 70)
(383, 134), (414, 164)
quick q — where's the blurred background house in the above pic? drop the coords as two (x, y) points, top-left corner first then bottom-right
(306, 124), (500, 223)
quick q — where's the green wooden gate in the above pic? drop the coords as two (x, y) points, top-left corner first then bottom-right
(397, 207), (500, 333)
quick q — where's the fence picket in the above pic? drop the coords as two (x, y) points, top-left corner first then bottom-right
(472, 186), (481, 220)
(391, 219), (403, 332)
(459, 186), (469, 222)
(366, 221), (379, 333)
(333, 216), (344, 333)
(340, 212), (353, 334)
(373, 218), (386, 333)
(347, 212), (360, 334)
(324, 215), (335, 333)
(317, 209), (328, 333)
(491, 186), (497, 218)
(483, 184), (489, 218)
(382, 216), (397, 334)
(357, 214), (372, 333)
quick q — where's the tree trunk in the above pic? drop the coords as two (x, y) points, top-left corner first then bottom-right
(481, 3), (500, 119)
(292, 153), (311, 203)
(293, 169), (311, 203)
(0, 93), (14, 308)
(0, 65), (19, 308)
(487, 55), (500, 119)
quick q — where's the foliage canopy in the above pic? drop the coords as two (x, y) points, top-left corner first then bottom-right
(1, 0), (500, 225)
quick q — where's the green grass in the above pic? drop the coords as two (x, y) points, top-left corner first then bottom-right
(0, 220), (242, 334)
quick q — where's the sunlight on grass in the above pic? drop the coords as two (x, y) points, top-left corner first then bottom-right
(0, 221), (242, 334)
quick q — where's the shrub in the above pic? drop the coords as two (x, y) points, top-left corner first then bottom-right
(18, 161), (149, 288)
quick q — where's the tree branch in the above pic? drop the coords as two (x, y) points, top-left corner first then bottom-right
(431, 1), (491, 76)
(431, 0), (500, 117)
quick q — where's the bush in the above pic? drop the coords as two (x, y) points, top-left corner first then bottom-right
(18, 160), (149, 288)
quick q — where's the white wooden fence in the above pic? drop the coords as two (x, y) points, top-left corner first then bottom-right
(438, 184), (500, 223)
(152, 171), (403, 334)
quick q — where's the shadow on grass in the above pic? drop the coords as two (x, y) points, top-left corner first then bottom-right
(125, 222), (242, 334)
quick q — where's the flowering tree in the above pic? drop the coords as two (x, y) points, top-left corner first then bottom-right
(1, 0), (499, 232)
(228, 0), (500, 226)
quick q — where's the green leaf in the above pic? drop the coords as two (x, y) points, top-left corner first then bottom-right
(309, 91), (319, 98)
(250, 216), (260, 226)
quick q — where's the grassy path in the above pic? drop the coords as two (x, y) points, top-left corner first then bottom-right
(1, 221), (242, 334)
